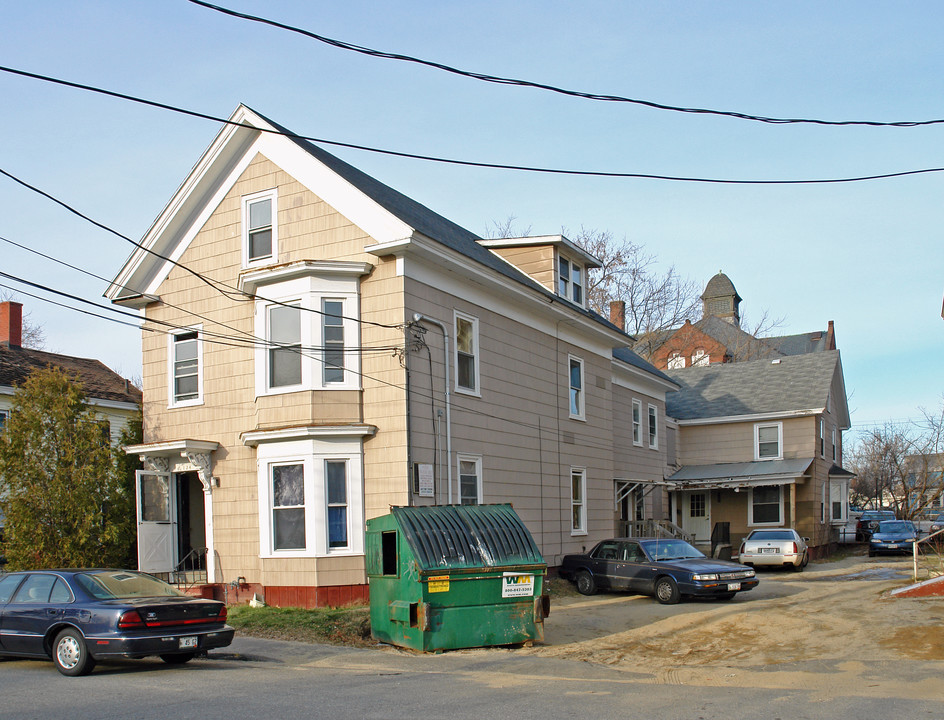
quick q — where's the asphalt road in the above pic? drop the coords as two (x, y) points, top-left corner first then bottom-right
(0, 630), (939, 720)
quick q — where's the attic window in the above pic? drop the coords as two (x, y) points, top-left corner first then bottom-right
(243, 190), (278, 265)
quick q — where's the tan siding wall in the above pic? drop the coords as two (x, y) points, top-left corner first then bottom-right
(488, 246), (556, 292)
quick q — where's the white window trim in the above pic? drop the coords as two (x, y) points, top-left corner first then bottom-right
(819, 418), (825, 458)
(571, 467), (587, 536)
(831, 428), (838, 462)
(568, 355), (585, 421)
(754, 422), (783, 461)
(748, 485), (784, 527)
(168, 325), (203, 408)
(632, 399), (642, 446)
(242, 189), (278, 268)
(456, 454), (483, 505)
(557, 254), (586, 308)
(829, 479), (848, 524)
(257, 437), (365, 558)
(453, 310), (481, 397)
(667, 352), (684, 370)
(648, 404), (659, 449)
(253, 273), (362, 397)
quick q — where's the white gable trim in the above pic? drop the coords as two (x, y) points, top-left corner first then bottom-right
(107, 105), (413, 304)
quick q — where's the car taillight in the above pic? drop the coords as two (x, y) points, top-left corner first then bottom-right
(217, 605), (227, 622)
(738, 543), (745, 556)
(791, 542), (798, 554)
(118, 610), (145, 629)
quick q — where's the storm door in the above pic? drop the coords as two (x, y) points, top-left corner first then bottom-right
(135, 470), (176, 573)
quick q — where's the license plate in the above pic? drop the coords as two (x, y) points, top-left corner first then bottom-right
(179, 636), (198, 649)
(760, 548), (779, 554)
(887, 544), (898, 549)
(727, 583), (741, 591)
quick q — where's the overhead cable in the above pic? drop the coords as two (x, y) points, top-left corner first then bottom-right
(188, 0), (944, 128)
(3, 65), (944, 185)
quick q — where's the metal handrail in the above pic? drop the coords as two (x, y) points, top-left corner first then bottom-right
(173, 547), (208, 588)
(913, 529), (944, 582)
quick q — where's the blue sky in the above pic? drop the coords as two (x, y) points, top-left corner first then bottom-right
(1, 1), (942, 439)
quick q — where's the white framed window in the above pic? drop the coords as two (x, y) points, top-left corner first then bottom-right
(754, 422), (783, 460)
(242, 190), (278, 266)
(568, 355), (585, 420)
(169, 327), (202, 407)
(691, 348), (709, 367)
(257, 437), (365, 558)
(748, 485), (784, 526)
(830, 479), (847, 523)
(252, 271), (361, 396)
(571, 468), (587, 535)
(454, 311), (480, 395)
(831, 428), (838, 462)
(322, 299), (345, 384)
(268, 303), (303, 390)
(558, 256), (584, 306)
(667, 352), (684, 369)
(648, 404), (658, 449)
(819, 418), (825, 458)
(632, 399), (642, 446)
(457, 454), (482, 505)
(272, 463), (306, 550)
(325, 460), (349, 549)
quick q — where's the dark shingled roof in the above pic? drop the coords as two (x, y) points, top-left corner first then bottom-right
(0, 346), (141, 405)
(701, 271), (741, 302)
(764, 330), (829, 356)
(665, 350), (840, 420)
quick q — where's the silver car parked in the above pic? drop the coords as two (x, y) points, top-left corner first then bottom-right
(737, 528), (809, 571)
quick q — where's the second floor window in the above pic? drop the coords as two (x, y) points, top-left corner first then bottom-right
(667, 352), (684, 369)
(755, 423), (782, 460)
(832, 428), (838, 462)
(170, 329), (201, 405)
(269, 304), (302, 388)
(455, 312), (479, 394)
(569, 356), (584, 419)
(692, 349), (709, 366)
(632, 399), (642, 445)
(322, 300), (345, 384)
(648, 404), (658, 449)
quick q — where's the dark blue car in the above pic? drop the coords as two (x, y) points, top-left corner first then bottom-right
(559, 537), (758, 604)
(0, 569), (234, 676)
(868, 520), (918, 557)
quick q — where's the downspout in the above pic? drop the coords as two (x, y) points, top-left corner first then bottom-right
(412, 314), (453, 505)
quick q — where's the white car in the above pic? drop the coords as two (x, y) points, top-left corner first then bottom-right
(737, 529), (809, 571)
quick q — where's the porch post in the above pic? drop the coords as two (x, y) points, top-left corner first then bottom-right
(790, 483), (797, 526)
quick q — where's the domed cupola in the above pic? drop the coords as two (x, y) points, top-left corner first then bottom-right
(701, 271), (741, 326)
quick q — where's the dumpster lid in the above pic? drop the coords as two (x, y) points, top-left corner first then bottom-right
(392, 504), (545, 571)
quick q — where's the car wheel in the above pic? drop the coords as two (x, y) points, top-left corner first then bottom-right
(575, 570), (596, 596)
(868, 549), (875, 557)
(801, 551), (809, 568)
(654, 576), (680, 605)
(53, 628), (96, 677)
(160, 652), (196, 665)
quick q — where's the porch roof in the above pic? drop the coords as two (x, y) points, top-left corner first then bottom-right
(665, 457), (814, 490)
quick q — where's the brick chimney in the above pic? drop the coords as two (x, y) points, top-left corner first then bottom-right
(0, 301), (23, 348)
(609, 300), (626, 332)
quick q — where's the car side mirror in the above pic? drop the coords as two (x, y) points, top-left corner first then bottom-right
(803, 537), (811, 543)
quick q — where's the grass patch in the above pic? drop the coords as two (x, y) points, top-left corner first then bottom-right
(227, 604), (372, 647)
(546, 575), (580, 598)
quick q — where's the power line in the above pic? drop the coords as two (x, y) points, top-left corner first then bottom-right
(189, 0), (944, 129)
(3, 65), (944, 185)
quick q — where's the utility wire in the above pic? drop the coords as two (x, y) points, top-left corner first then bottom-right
(3, 65), (944, 185)
(0, 165), (402, 329)
(189, 0), (944, 129)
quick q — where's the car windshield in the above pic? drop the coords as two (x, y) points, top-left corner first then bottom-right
(877, 521), (912, 533)
(748, 531), (794, 541)
(640, 539), (704, 561)
(75, 571), (185, 600)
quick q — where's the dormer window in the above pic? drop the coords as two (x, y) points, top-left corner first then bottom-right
(692, 348), (709, 367)
(667, 352), (684, 369)
(558, 256), (584, 306)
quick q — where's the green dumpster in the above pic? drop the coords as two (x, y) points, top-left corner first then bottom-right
(366, 504), (549, 652)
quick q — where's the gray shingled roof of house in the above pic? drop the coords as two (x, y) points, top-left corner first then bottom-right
(251, 109), (673, 381)
(665, 350), (840, 420)
(764, 330), (828, 356)
(0, 346), (141, 404)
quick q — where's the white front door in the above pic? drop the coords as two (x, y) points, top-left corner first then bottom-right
(136, 470), (177, 573)
(681, 491), (711, 545)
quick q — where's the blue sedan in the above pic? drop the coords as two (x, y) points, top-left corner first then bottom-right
(868, 520), (918, 557)
(559, 537), (758, 604)
(0, 569), (234, 676)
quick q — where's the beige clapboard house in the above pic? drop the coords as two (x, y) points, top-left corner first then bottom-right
(106, 106), (678, 606)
